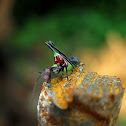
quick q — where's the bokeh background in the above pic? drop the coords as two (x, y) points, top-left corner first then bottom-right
(0, 0), (126, 126)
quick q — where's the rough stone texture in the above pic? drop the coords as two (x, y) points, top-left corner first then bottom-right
(37, 64), (124, 126)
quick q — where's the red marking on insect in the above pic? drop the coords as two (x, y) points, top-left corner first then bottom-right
(55, 55), (63, 64)
(55, 55), (68, 67)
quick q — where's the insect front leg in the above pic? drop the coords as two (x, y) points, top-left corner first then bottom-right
(61, 60), (69, 80)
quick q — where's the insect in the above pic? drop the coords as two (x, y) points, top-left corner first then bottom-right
(41, 41), (80, 82)
(32, 41), (80, 100)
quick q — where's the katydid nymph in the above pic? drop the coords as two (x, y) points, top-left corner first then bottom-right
(41, 41), (80, 82)
(32, 41), (80, 100)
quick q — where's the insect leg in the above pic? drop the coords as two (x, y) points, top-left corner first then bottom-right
(45, 41), (57, 53)
(65, 66), (68, 80)
(46, 41), (78, 71)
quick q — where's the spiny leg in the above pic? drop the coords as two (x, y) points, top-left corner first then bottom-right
(50, 42), (77, 69)
(45, 41), (78, 71)
(45, 41), (57, 53)
(65, 65), (68, 80)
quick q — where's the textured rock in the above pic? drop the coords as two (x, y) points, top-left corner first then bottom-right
(37, 64), (124, 126)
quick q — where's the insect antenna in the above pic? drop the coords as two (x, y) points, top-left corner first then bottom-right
(31, 74), (42, 102)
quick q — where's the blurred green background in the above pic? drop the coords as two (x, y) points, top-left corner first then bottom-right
(0, 0), (126, 126)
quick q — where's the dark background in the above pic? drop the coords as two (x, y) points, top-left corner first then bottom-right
(0, 0), (126, 125)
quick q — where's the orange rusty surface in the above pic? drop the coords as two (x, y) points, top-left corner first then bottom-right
(49, 66), (87, 109)
(41, 65), (123, 109)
